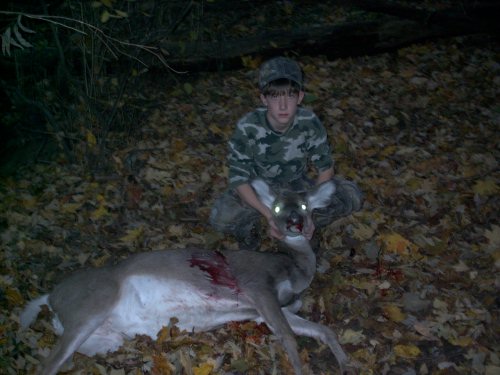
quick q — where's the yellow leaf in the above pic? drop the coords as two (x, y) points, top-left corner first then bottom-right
(120, 227), (143, 243)
(340, 329), (366, 345)
(6, 287), (23, 306)
(433, 298), (448, 311)
(381, 145), (397, 156)
(100, 10), (110, 23)
(91, 205), (108, 220)
(394, 344), (421, 358)
(86, 130), (97, 147)
(351, 348), (377, 367)
(382, 304), (406, 322)
(153, 353), (174, 375)
(193, 363), (214, 375)
(473, 179), (499, 196)
(209, 123), (224, 136)
(167, 224), (184, 237)
(91, 253), (110, 267)
(61, 202), (81, 214)
(241, 55), (261, 69)
(448, 336), (473, 347)
(156, 326), (171, 343)
(406, 177), (422, 191)
(379, 232), (416, 256)
(352, 223), (375, 241)
(183, 83), (193, 95)
(352, 280), (377, 295)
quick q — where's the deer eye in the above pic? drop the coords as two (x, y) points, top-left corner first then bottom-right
(301, 203), (307, 211)
(274, 205), (281, 214)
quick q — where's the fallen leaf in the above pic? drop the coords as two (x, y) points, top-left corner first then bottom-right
(91, 205), (109, 220)
(394, 344), (421, 358)
(5, 287), (23, 307)
(473, 179), (499, 196)
(340, 329), (366, 345)
(382, 304), (406, 322)
(452, 260), (469, 272)
(193, 362), (214, 375)
(120, 227), (143, 243)
(413, 321), (438, 340)
(378, 232), (418, 256)
(352, 223), (375, 241)
(448, 336), (473, 347)
(152, 353), (173, 375)
(86, 130), (97, 147)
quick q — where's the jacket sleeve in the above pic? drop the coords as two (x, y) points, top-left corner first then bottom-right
(227, 118), (255, 189)
(308, 116), (334, 173)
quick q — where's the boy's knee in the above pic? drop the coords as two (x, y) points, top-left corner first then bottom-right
(209, 197), (235, 230)
(333, 177), (363, 212)
(209, 191), (260, 234)
(313, 177), (363, 227)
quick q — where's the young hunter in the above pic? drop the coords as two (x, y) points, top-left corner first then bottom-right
(210, 57), (362, 251)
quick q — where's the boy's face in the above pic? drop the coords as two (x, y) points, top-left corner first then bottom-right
(260, 88), (304, 133)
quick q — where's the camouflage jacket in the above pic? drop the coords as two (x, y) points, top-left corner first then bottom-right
(228, 107), (333, 190)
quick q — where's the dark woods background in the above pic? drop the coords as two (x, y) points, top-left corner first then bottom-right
(0, 0), (498, 176)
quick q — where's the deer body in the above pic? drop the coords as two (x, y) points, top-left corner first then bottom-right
(20, 180), (348, 375)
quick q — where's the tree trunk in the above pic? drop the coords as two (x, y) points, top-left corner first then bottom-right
(158, 1), (499, 72)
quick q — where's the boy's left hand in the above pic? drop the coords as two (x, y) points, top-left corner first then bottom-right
(304, 220), (315, 240)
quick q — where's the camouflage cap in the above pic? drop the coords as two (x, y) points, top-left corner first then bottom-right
(258, 57), (303, 90)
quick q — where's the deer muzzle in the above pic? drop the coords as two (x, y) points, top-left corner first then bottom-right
(286, 210), (304, 235)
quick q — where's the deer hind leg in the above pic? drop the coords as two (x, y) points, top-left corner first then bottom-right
(283, 309), (348, 374)
(40, 314), (110, 375)
(43, 280), (121, 375)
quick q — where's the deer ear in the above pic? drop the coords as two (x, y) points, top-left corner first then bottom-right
(251, 179), (276, 209)
(307, 181), (336, 210)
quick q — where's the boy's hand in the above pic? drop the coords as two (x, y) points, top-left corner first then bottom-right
(304, 220), (315, 240)
(266, 216), (285, 240)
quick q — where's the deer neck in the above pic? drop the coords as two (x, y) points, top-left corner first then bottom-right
(283, 235), (316, 289)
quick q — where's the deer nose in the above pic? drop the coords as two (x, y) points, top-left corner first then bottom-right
(288, 210), (303, 224)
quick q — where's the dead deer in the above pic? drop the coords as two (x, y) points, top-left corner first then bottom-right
(20, 179), (348, 375)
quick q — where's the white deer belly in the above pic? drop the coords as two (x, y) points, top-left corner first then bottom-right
(77, 275), (256, 356)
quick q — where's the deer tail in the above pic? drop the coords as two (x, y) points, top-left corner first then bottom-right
(20, 294), (49, 329)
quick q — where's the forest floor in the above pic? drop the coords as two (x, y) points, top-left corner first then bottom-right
(0, 35), (499, 374)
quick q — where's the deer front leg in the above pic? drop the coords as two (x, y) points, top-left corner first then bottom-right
(283, 309), (348, 374)
(250, 291), (304, 375)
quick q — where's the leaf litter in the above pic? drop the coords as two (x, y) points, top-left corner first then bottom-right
(1, 35), (499, 374)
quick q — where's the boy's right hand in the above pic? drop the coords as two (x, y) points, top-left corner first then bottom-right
(266, 215), (285, 240)
(237, 183), (285, 240)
